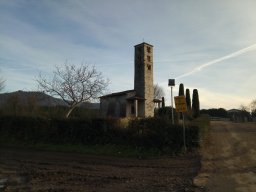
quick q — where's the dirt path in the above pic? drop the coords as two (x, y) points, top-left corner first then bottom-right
(0, 147), (200, 192)
(194, 121), (256, 192)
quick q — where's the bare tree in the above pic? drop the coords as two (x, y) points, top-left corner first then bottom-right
(0, 72), (5, 92)
(36, 63), (109, 118)
(154, 84), (165, 100)
(250, 100), (256, 111)
(250, 100), (256, 118)
(240, 104), (249, 112)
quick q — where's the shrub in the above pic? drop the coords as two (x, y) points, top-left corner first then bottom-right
(0, 116), (209, 154)
(192, 89), (200, 118)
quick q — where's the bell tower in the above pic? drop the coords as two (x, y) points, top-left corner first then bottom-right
(134, 42), (154, 117)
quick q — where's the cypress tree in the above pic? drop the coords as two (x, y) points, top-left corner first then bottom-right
(185, 88), (191, 112)
(162, 97), (165, 108)
(192, 89), (200, 118)
(178, 83), (185, 96)
(178, 83), (185, 119)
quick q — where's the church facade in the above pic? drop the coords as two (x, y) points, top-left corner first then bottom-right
(100, 42), (155, 118)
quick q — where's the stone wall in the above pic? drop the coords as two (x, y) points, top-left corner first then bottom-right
(100, 91), (135, 118)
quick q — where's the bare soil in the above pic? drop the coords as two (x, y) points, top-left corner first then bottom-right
(194, 121), (256, 192)
(0, 147), (201, 192)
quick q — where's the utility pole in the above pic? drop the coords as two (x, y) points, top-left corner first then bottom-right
(168, 79), (175, 124)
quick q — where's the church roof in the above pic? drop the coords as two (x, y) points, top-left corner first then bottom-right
(153, 98), (162, 103)
(134, 42), (153, 47)
(100, 90), (134, 98)
(100, 89), (146, 101)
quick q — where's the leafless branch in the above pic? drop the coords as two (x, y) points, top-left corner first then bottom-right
(154, 84), (165, 99)
(36, 63), (109, 118)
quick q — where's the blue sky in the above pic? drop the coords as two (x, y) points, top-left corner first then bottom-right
(1, 0), (256, 109)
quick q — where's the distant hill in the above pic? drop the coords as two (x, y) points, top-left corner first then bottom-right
(0, 90), (100, 109)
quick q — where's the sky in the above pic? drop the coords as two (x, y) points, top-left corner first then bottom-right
(1, 0), (256, 109)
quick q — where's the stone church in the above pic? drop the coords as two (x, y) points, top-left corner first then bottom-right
(100, 42), (156, 118)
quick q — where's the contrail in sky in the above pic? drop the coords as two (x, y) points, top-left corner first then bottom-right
(176, 43), (256, 79)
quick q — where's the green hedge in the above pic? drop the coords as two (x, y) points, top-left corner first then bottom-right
(0, 116), (206, 153)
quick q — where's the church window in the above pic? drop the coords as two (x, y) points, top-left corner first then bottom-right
(147, 64), (151, 70)
(147, 56), (151, 62)
(147, 46), (151, 53)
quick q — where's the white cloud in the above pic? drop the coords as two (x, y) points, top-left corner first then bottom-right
(176, 43), (256, 79)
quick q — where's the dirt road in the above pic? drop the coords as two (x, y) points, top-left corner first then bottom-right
(194, 121), (256, 192)
(0, 147), (200, 192)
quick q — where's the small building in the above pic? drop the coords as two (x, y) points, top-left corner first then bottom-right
(100, 42), (155, 118)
